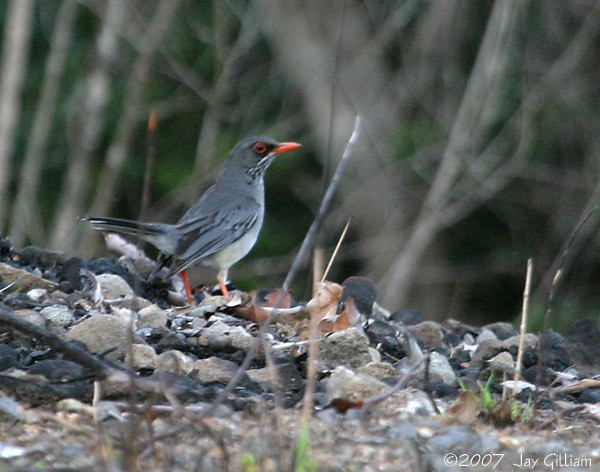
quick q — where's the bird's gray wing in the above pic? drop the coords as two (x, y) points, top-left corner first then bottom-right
(167, 196), (261, 274)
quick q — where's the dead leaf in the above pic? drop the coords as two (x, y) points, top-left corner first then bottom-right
(328, 397), (364, 413)
(318, 296), (361, 333)
(447, 391), (480, 424)
(232, 288), (293, 323)
(307, 281), (342, 323)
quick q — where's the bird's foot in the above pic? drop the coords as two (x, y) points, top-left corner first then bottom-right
(217, 279), (230, 298)
(180, 270), (195, 306)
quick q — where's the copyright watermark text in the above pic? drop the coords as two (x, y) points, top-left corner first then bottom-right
(443, 452), (593, 470)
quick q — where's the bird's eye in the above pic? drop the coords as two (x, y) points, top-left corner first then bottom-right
(253, 142), (268, 155)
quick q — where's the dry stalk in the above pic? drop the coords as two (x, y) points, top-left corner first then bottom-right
(512, 258), (532, 398)
(320, 217), (352, 283)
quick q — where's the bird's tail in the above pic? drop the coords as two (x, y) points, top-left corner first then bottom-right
(82, 216), (163, 236)
(82, 216), (178, 254)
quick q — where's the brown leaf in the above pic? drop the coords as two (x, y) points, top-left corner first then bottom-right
(232, 288), (293, 323)
(306, 281), (343, 323)
(318, 296), (362, 333)
(232, 305), (269, 323)
(447, 391), (480, 424)
(328, 397), (364, 413)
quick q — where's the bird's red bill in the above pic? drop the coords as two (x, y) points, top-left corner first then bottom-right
(273, 142), (302, 154)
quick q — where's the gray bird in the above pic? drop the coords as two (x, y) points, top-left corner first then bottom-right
(83, 136), (301, 303)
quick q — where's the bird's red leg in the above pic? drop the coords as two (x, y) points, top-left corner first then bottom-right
(217, 279), (230, 298)
(180, 270), (194, 305)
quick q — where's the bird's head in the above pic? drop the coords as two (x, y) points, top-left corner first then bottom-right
(230, 136), (302, 178)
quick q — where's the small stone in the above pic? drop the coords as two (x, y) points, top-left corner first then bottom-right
(408, 321), (444, 350)
(409, 351), (457, 386)
(155, 350), (194, 375)
(14, 309), (45, 326)
(357, 361), (397, 381)
(500, 333), (538, 350)
(319, 327), (372, 370)
(194, 357), (240, 384)
(56, 398), (89, 413)
(199, 320), (254, 351)
(390, 309), (422, 325)
(482, 322), (517, 340)
(488, 351), (515, 374)
(65, 315), (129, 360)
(40, 304), (74, 327)
(325, 366), (388, 404)
(96, 273), (135, 298)
(125, 344), (158, 370)
(476, 328), (497, 343)
(470, 339), (504, 367)
(0, 262), (58, 291)
(190, 302), (218, 317)
(26, 288), (47, 302)
(138, 305), (168, 329)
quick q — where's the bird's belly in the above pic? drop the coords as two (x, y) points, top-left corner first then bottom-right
(205, 222), (262, 269)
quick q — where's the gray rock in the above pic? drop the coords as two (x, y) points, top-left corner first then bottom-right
(470, 339), (504, 367)
(96, 273), (134, 298)
(407, 321), (444, 350)
(0, 262), (57, 291)
(14, 309), (45, 326)
(137, 305), (168, 329)
(325, 366), (388, 404)
(40, 304), (74, 328)
(483, 321), (517, 340)
(501, 333), (538, 350)
(125, 344), (158, 370)
(198, 320), (254, 352)
(357, 361), (397, 381)
(319, 327), (372, 370)
(476, 328), (498, 344)
(155, 350), (194, 375)
(26, 288), (47, 302)
(194, 357), (240, 384)
(409, 351), (457, 387)
(65, 315), (129, 360)
(488, 351), (515, 374)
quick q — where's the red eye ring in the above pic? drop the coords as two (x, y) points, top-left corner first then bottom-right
(253, 142), (267, 154)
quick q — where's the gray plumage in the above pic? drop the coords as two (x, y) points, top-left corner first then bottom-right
(83, 136), (301, 285)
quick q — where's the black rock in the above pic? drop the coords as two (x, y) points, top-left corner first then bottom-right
(365, 320), (407, 361)
(390, 309), (422, 325)
(577, 388), (600, 404)
(3, 292), (40, 310)
(0, 344), (19, 371)
(443, 331), (461, 347)
(16, 246), (43, 267)
(153, 332), (188, 353)
(0, 237), (12, 256)
(28, 359), (86, 383)
(559, 318), (600, 377)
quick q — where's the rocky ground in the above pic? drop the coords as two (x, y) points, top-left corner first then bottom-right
(0, 235), (600, 471)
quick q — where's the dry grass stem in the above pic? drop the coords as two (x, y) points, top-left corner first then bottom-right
(513, 258), (532, 397)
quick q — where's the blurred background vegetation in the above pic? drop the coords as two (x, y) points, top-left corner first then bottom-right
(1, 0), (600, 330)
